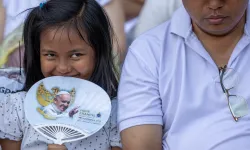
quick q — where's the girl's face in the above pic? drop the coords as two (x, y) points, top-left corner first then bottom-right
(40, 27), (95, 79)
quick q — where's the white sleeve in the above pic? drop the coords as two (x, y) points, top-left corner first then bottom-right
(2, 0), (8, 8)
(118, 40), (163, 132)
(0, 92), (26, 141)
(96, 0), (111, 6)
(109, 98), (122, 148)
(134, 0), (182, 37)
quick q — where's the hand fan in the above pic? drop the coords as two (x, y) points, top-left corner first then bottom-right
(24, 76), (111, 145)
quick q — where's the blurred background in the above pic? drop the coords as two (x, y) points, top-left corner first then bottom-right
(0, 0), (182, 68)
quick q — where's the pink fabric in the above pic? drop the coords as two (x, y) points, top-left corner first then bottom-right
(5, 45), (24, 68)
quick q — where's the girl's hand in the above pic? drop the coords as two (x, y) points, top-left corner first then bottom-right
(0, 139), (21, 150)
(111, 147), (122, 150)
(48, 144), (67, 150)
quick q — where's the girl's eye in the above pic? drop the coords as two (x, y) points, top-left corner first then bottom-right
(47, 54), (55, 57)
(43, 53), (56, 60)
(71, 53), (83, 58)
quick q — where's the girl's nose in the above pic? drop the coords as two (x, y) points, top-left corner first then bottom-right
(56, 60), (71, 75)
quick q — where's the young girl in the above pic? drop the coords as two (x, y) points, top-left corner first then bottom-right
(0, 0), (122, 149)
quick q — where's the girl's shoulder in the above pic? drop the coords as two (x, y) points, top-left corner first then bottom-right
(1, 91), (27, 109)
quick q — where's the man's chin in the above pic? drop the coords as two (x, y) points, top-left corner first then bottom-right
(199, 24), (237, 36)
(58, 107), (66, 112)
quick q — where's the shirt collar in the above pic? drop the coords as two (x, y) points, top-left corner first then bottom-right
(170, 5), (192, 39)
(244, 3), (250, 37)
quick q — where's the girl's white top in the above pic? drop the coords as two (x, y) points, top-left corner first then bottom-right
(0, 92), (121, 150)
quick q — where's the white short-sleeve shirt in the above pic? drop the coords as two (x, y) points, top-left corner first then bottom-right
(118, 4), (250, 150)
(0, 92), (121, 150)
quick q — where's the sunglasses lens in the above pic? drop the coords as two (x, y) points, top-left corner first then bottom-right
(229, 95), (249, 118)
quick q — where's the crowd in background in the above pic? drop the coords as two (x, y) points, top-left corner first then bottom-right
(0, 0), (182, 68)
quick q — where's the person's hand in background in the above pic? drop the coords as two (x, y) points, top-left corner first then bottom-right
(122, 0), (145, 21)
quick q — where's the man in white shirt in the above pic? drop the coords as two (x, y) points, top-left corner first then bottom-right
(118, 0), (250, 150)
(42, 91), (79, 119)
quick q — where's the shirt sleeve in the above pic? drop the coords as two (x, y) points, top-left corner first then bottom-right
(109, 98), (122, 148)
(2, 0), (7, 8)
(118, 40), (163, 132)
(0, 92), (26, 141)
(96, 0), (111, 6)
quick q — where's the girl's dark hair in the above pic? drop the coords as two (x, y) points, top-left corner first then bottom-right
(23, 0), (119, 98)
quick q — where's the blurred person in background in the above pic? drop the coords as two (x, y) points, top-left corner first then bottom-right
(121, 0), (181, 57)
(0, 0), (4, 44)
(0, 0), (43, 68)
(120, 0), (181, 65)
(122, 0), (144, 48)
(134, 0), (182, 37)
(123, 0), (144, 21)
(103, 0), (126, 66)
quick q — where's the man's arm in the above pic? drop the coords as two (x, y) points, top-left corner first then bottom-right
(0, 139), (21, 150)
(118, 45), (163, 150)
(111, 147), (122, 150)
(121, 125), (162, 150)
(0, 0), (5, 44)
(47, 144), (67, 150)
